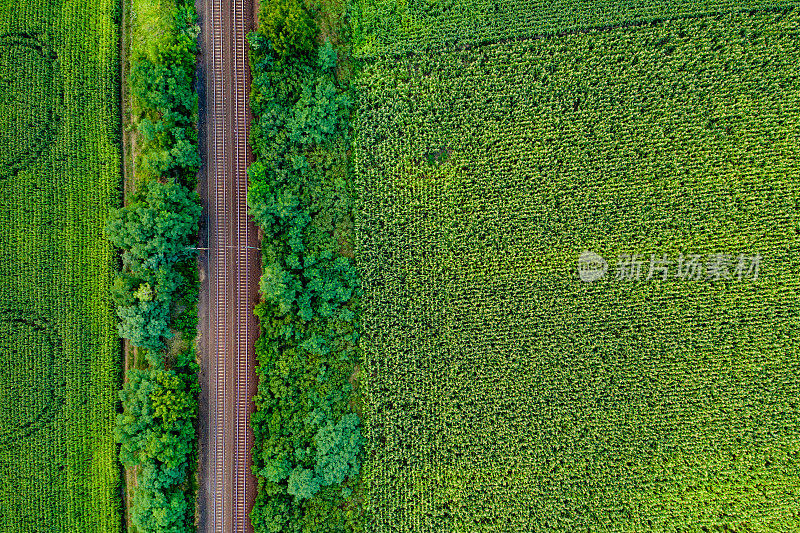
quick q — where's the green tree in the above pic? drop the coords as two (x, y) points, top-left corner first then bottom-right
(105, 180), (201, 272)
(287, 466), (321, 500)
(261, 0), (317, 57)
(115, 299), (172, 352)
(313, 413), (363, 486)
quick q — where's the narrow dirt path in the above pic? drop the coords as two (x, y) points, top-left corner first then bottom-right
(196, 0), (259, 530)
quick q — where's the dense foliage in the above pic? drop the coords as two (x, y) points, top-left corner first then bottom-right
(247, 4), (366, 530)
(107, 0), (202, 530)
(0, 0), (123, 529)
(129, 2), (200, 182)
(260, 0), (318, 58)
(114, 310), (200, 533)
(354, 7), (800, 531)
(116, 362), (199, 532)
(106, 180), (200, 355)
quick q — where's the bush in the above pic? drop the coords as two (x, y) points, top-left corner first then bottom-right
(116, 366), (199, 532)
(105, 180), (201, 350)
(261, 0), (317, 57)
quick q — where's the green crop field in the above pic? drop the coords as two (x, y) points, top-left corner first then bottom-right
(354, 4), (800, 531)
(0, 0), (122, 530)
(352, 0), (799, 56)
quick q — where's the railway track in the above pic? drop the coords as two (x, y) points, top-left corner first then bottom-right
(209, 0), (225, 529)
(231, 0), (253, 527)
(204, 0), (256, 530)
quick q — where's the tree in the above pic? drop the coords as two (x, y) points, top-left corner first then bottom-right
(105, 180), (201, 272)
(261, 0), (317, 57)
(287, 466), (321, 500)
(115, 299), (172, 352)
(313, 413), (363, 486)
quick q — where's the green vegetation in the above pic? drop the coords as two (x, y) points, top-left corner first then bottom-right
(352, 0), (800, 56)
(247, 1), (365, 531)
(115, 351), (199, 532)
(0, 0), (122, 529)
(353, 6), (800, 531)
(107, 180), (201, 355)
(107, 0), (201, 530)
(128, 1), (200, 182)
(261, 0), (318, 57)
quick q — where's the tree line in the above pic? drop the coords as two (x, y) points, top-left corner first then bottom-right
(104, 1), (201, 530)
(247, 0), (367, 531)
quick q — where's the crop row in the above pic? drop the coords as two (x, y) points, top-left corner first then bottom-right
(352, 0), (800, 57)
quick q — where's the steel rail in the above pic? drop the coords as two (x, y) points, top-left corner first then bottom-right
(209, 0), (227, 528)
(206, 0), (253, 529)
(232, 0), (251, 526)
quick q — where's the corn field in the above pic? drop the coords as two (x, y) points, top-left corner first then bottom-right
(355, 5), (800, 531)
(0, 0), (122, 529)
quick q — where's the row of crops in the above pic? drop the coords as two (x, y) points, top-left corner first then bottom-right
(354, 5), (800, 531)
(352, 0), (800, 56)
(0, 0), (123, 530)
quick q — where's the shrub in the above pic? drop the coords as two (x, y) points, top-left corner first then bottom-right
(116, 366), (198, 532)
(313, 414), (363, 486)
(261, 0), (317, 57)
